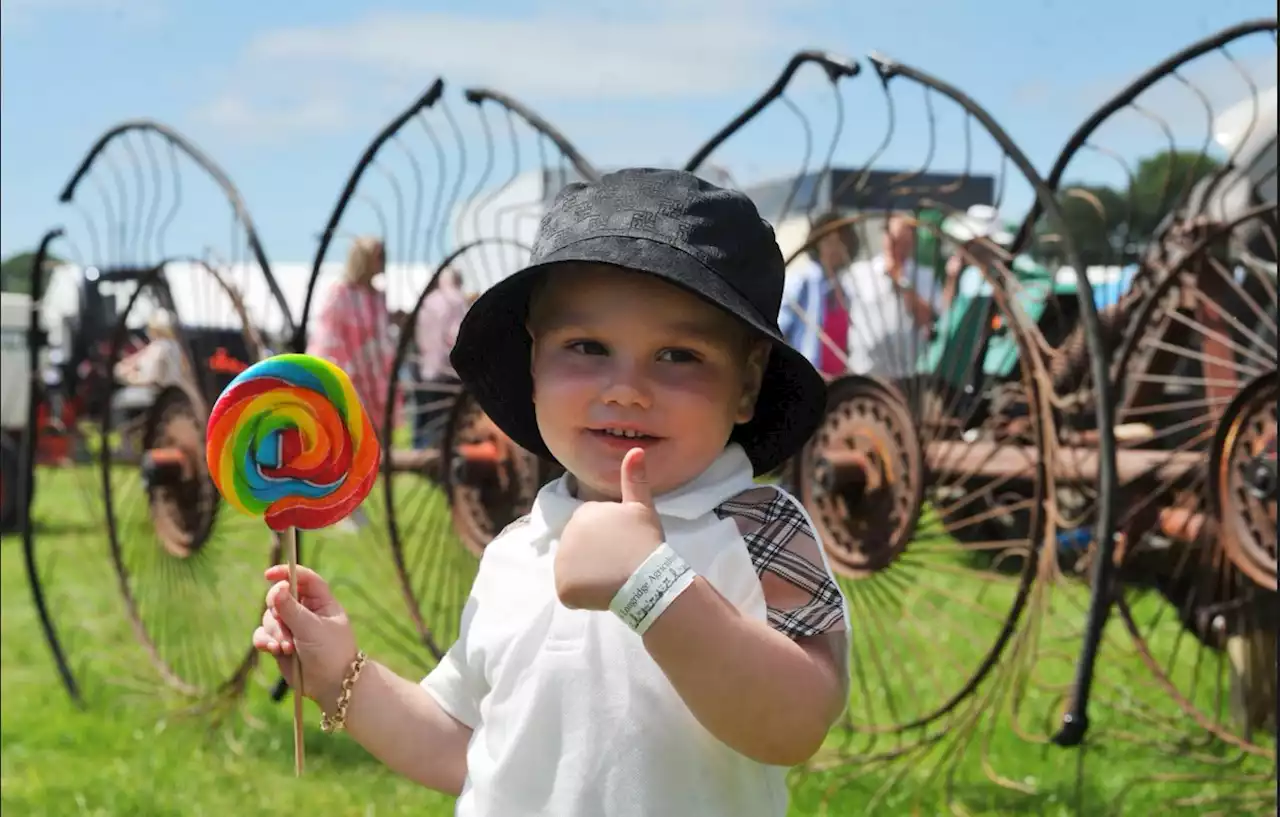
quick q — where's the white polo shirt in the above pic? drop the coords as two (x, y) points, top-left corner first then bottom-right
(422, 444), (850, 817)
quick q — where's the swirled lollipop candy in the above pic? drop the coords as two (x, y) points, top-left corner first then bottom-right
(206, 353), (381, 531)
(205, 353), (381, 777)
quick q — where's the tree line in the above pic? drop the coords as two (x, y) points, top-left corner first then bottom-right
(1037, 149), (1223, 266)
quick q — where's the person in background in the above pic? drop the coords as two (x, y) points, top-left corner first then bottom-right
(307, 236), (396, 435)
(307, 236), (396, 531)
(779, 212), (951, 383)
(113, 309), (187, 391)
(839, 214), (958, 382)
(112, 309), (188, 457)
(940, 204), (1014, 298)
(412, 266), (469, 449)
(777, 211), (859, 377)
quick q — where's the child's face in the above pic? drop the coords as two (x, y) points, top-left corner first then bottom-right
(527, 263), (768, 502)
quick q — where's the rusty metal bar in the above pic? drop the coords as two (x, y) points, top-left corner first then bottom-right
(819, 441), (1200, 487)
(386, 442), (502, 481)
(388, 448), (440, 474)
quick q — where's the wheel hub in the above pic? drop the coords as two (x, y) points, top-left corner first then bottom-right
(141, 388), (218, 559)
(1212, 370), (1278, 591)
(797, 375), (925, 577)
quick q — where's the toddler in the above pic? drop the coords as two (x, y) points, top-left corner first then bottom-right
(254, 168), (850, 817)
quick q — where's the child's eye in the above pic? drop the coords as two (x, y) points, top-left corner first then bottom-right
(566, 340), (608, 356)
(657, 348), (702, 364)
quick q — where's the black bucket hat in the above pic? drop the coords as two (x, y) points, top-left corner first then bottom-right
(449, 167), (827, 475)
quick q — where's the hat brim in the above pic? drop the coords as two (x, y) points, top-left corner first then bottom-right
(943, 215), (1014, 248)
(449, 235), (827, 476)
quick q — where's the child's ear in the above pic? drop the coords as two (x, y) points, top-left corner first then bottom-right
(735, 341), (771, 424)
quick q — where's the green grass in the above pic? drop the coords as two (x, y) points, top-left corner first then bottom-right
(2, 466), (1274, 816)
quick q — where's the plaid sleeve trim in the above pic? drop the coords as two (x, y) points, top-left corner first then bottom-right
(714, 486), (847, 639)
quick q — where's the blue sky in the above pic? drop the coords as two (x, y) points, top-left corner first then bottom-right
(2, 0), (1275, 265)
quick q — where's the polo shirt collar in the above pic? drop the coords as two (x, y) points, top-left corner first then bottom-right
(530, 444), (757, 540)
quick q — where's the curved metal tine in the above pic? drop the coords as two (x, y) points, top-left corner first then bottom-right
(1105, 769), (1277, 817)
(292, 78), (596, 679)
(684, 50), (860, 175)
(20, 228), (88, 708)
(677, 52), (1064, 808)
(288, 77), (449, 680)
(1013, 19), (1274, 297)
(394, 87), (595, 657)
(49, 120), (290, 721)
(1097, 208), (1277, 773)
(996, 18), (1278, 758)
(800, 52), (1120, 813)
(457, 89), (596, 288)
(681, 50), (859, 239)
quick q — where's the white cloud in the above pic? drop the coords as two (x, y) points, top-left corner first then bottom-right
(189, 4), (831, 144)
(195, 87), (350, 140)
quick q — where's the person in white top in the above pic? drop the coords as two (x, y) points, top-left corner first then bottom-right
(112, 308), (188, 417)
(836, 214), (947, 381)
(113, 308), (187, 390)
(252, 169), (849, 817)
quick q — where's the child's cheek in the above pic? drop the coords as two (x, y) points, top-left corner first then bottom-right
(649, 364), (732, 403)
(534, 352), (604, 396)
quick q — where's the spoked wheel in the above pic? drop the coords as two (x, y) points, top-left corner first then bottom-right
(443, 389), (558, 558)
(140, 386), (220, 559)
(298, 78), (598, 673)
(1214, 374), (1277, 593)
(787, 214), (1054, 747)
(99, 263), (277, 702)
(379, 377), (553, 665)
(382, 286), (560, 663)
(797, 376), (925, 577)
(1109, 206), (1277, 754)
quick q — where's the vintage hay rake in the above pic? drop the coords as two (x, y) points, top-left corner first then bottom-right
(17, 120), (294, 713)
(12, 18), (1275, 816)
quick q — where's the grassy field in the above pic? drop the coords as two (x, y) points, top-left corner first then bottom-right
(2, 465), (1274, 816)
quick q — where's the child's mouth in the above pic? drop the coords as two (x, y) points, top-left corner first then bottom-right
(588, 427), (661, 446)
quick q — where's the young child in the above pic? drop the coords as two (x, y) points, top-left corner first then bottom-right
(253, 168), (851, 817)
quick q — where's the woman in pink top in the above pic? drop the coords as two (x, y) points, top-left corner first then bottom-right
(307, 236), (396, 440)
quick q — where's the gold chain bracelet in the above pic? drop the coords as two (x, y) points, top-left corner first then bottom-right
(320, 650), (368, 734)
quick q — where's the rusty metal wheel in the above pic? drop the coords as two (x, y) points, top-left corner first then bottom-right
(442, 389), (552, 558)
(797, 376), (925, 575)
(140, 386), (220, 559)
(783, 214), (1055, 741)
(1213, 371), (1278, 592)
(99, 261), (277, 702)
(1109, 205), (1277, 754)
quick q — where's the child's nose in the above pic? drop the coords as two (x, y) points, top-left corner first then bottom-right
(599, 361), (652, 408)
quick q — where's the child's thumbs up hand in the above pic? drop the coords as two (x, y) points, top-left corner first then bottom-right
(618, 446), (656, 509)
(555, 448), (666, 611)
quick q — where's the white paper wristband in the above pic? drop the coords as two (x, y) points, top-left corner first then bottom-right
(609, 543), (697, 635)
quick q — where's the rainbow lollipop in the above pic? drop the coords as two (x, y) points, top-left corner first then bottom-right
(205, 353), (381, 776)
(206, 353), (381, 531)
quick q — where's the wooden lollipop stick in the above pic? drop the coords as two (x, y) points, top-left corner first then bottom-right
(282, 526), (305, 777)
